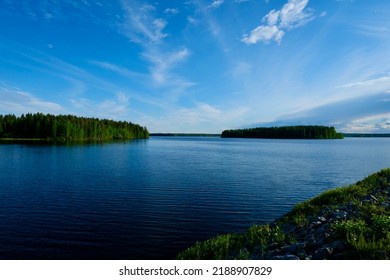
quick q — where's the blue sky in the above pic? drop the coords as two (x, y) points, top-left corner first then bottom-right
(1, 0), (390, 133)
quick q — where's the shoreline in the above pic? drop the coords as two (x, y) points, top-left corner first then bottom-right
(178, 168), (390, 260)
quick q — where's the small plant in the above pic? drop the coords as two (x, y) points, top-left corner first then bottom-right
(347, 233), (390, 260)
(270, 226), (286, 244)
(177, 233), (246, 260)
(292, 212), (309, 227)
(332, 216), (390, 260)
(332, 219), (371, 241)
(237, 248), (251, 260)
(371, 215), (390, 239)
(246, 224), (271, 247)
(359, 204), (387, 219)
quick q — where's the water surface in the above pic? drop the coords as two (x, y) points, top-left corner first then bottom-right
(0, 137), (389, 259)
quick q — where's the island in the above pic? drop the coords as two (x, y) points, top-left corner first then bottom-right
(221, 125), (344, 139)
(0, 113), (149, 141)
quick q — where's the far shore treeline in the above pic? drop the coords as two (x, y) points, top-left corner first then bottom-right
(0, 113), (149, 141)
(221, 125), (344, 139)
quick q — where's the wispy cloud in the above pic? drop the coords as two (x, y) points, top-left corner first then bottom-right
(229, 62), (253, 78)
(259, 92), (390, 133)
(0, 83), (63, 114)
(242, 0), (315, 44)
(70, 91), (132, 120)
(210, 0), (224, 9)
(164, 8), (179, 15)
(142, 48), (191, 84)
(354, 24), (389, 38)
(335, 75), (390, 101)
(144, 102), (249, 133)
(89, 60), (145, 79)
(118, 0), (195, 94)
(121, 0), (167, 45)
(343, 114), (390, 133)
(1, 43), (170, 120)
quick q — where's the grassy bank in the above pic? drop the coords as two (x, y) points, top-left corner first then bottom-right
(177, 168), (390, 260)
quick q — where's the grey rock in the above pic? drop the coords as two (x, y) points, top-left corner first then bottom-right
(312, 247), (333, 260)
(267, 242), (280, 251)
(271, 254), (300, 260)
(334, 210), (347, 220)
(318, 216), (327, 223)
(281, 244), (299, 254)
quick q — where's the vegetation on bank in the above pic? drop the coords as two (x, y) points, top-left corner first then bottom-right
(0, 113), (149, 141)
(221, 125), (344, 139)
(177, 168), (390, 260)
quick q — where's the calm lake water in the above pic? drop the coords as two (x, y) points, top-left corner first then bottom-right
(0, 137), (389, 259)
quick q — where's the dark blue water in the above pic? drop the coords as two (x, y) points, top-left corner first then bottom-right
(0, 137), (389, 259)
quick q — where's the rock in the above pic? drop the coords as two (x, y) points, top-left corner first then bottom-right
(281, 244), (299, 255)
(251, 245), (264, 260)
(333, 210), (347, 220)
(381, 202), (390, 208)
(327, 240), (346, 251)
(312, 247), (334, 260)
(310, 221), (322, 228)
(271, 254), (300, 260)
(318, 216), (327, 223)
(267, 242), (280, 250)
(264, 252), (273, 260)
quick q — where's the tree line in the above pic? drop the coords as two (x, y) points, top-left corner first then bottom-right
(221, 125), (344, 139)
(0, 113), (149, 141)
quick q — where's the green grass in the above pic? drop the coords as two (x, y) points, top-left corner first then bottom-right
(332, 215), (390, 259)
(177, 224), (286, 260)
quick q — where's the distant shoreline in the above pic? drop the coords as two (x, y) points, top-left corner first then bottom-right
(150, 133), (390, 138)
(2, 133), (390, 141)
(150, 133), (221, 137)
(342, 133), (390, 138)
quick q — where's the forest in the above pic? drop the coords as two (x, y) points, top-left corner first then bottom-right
(221, 125), (344, 139)
(0, 113), (149, 141)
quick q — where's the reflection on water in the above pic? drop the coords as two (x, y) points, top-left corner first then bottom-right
(0, 137), (389, 259)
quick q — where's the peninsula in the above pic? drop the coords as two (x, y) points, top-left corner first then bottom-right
(178, 168), (390, 260)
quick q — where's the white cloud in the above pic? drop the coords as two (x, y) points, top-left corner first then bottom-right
(279, 0), (313, 29)
(319, 11), (327, 17)
(263, 9), (280, 26)
(242, 25), (285, 44)
(242, 0), (315, 44)
(89, 61), (143, 79)
(342, 114), (390, 133)
(0, 84), (63, 114)
(121, 0), (167, 45)
(210, 0), (224, 8)
(336, 76), (390, 99)
(143, 103), (249, 133)
(187, 16), (199, 25)
(229, 62), (253, 78)
(118, 1), (194, 95)
(70, 92), (131, 120)
(164, 8), (179, 15)
(142, 48), (191, 84)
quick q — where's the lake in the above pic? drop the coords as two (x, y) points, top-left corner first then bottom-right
(0, 137), (389, 259)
